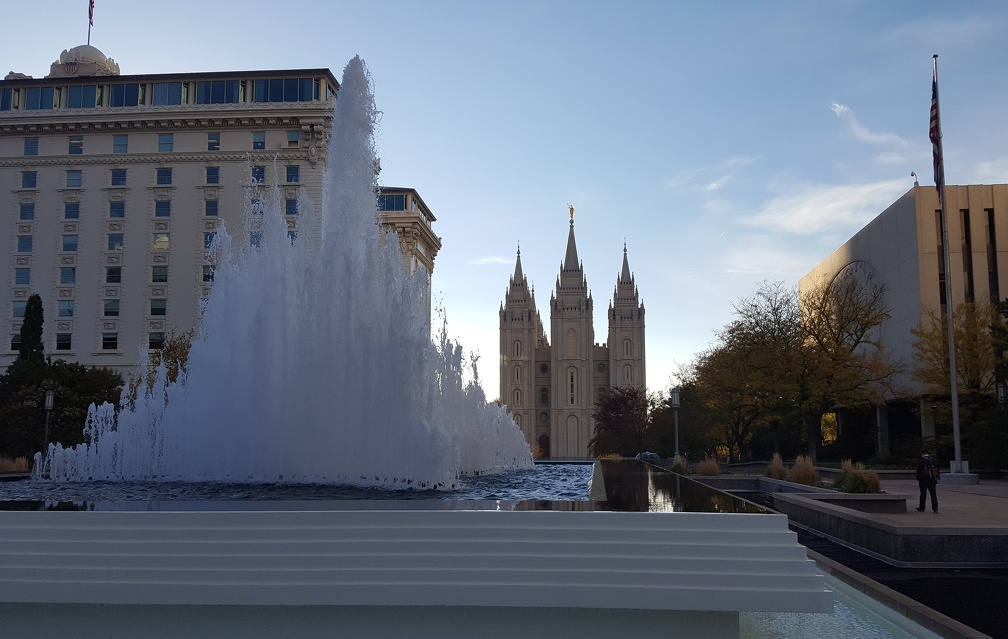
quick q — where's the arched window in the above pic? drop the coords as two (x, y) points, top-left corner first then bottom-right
(513, 388), (521, 406)
(623, 338), (631, 357)
(567, 367), (578, 405)
(566, 415), (579, 452)
(514, 413), (521, 428)
(514, 365), (521, 383)
(540, 387), (549, 406)
(514, 340), (522, 358)
(566, 328), (577, 357)
(624, 364), (632, 384)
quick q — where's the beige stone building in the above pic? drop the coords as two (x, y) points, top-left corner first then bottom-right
(500, 215), (646, 459)
(800, 184), (1008, 450)
(1, 45), (440, 379)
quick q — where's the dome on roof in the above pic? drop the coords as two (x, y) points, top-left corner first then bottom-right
(46, 44), (120, 78)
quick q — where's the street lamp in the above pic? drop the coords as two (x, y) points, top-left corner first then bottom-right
(998, 381), (1006, 409)
(670, 387), (680, 458)
(42, 389), (54, 478)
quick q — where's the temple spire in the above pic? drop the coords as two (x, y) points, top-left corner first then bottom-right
(513, 242), (524, 281)
(563, 205), (579, 271)
(620, 241), (631, 282)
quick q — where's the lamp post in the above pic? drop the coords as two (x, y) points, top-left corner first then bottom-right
(670, 387), (680, 458)
(998, 381), (1006, 409)
(42, 389), (54, 478)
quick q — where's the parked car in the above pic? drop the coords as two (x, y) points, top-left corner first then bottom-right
(635, 452), (660, 461)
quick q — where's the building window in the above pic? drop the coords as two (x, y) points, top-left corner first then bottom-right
(286, 165), (299, 183)
(205, 200), (218, 216)
(540, 387), (549, 406)
(149, 332), (165, 350)
(156, 167), (172, 185)
(152, 82), (184, 106)
(206, 166), (220, 184)
(377, 193), (406, 211)
(58, 300), (74, 317)
(250, 231), (263, 248)
(66, 170), (82, 188)
(107, 233), (124, 251)
(10, 335), (22, 351)
(111, 168), (127, 185)
(514, 340), (522, 358)
(109, 201), (125, 218)
(624, 364), (633, 384)
(64, 202), (80, 219)
(24, 86), (55, 110)
(513, 389), (521, 407)
(568, 367), (578, 405)
(109, 83), (142, 107)
(158, 133), (173, 152)
(285, 199), (298, 215)
(155, 200), (171, 217)
(102, 333), (118, 350)
(56, 333), (72, 351)
(103, 299), (119, 317)
(251, 166), (265, 183)
(152, 265), (168, 283)
(60, 267), (76, 284)
(287, 130), (300, 147)
(252, 131), (265, 150)
(113, 134), (128, 153)
(150, 299), (166, 316)
(202, 265), (215, 282)
(152, 233), (169, 251)
(207, 132), (220, 151)
(17, 236), (32, 253)
(14, 268), (30, 286)
(69, 135), (84, 155)
(24, 137), (38, 156)
(203, 232), (216, 249)
(105, 266), (121, 283)
(67, 84), (98, 109)
(623, 339), (631, 357)
(195, 80), (241, 104)
(22, 171), (37, 188)
(13, 301), (27, 318)
(19, 203), (34, 220)
(514, 365), (521, 383)
(62, 235), (78, 252)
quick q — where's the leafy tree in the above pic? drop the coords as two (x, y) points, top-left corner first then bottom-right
(994, 298), (1008, 387)
(18, 294), (44, 362)
(126, 328), (194, 409)
(588, 385), (649, 457)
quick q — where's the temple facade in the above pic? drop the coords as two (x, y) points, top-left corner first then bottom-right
(499, 213), (645, 458)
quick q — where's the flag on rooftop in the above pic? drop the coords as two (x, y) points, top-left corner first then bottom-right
(930, 60), (944, 197)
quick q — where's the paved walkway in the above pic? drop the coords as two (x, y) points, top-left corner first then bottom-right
(875, 477), (1008, 528)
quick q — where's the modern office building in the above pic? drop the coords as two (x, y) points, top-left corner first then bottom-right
(1, 44), (440, 379)
(799, 183), (1008, 450)
(500, 213), (646, 459)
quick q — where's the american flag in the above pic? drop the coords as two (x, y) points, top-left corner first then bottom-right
(930, 68), (943, 197)
(89, 0), (95, 26)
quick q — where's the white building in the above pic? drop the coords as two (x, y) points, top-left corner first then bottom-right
(500, 213), (646, 459)
(2, 45), (440, 379)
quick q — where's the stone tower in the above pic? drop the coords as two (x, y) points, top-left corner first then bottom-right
(608, 243), (646, 390)
(498, 246), (542, 445)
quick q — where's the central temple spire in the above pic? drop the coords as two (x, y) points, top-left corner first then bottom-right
(563, 205), (579, 271)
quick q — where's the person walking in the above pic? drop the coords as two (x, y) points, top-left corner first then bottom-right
(915, 450), (939, 513)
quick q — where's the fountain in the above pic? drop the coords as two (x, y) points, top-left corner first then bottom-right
(39, 56), (532, 489)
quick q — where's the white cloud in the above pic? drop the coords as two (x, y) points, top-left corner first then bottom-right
(743, 179), (908, 235)
(831, 102), (908, 147)
(665, 156), (759, 192)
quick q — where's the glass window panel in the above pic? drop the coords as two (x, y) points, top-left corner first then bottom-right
(285, 199), (298, 215)
(152, 233), (169, 250)
(113, 134), (128, 153)
(17, 236), (32, 253)
(253, 79), (268, 102)
(207, 132), (220, 151)
(284, 78), (298, 102)
(58, 300), (74, 317)
(22, 171), (37, 188)
(206, 166), (219, 184)
(62, 235), (78, 252)
(13, 302), (28, 318)
(202, 265), (215, 282)
(56, 333), (72, 351)
(102, 333), (117, 350)
(107, 233), (123, 251)
(149, 332), (165, 350)
(156, 168), (172, 185)
(23, 137), (38, 155)
(252, 131), (265, 150)
(152, 265), (168, 282)
(103, 299), (119, 317)
(158, 133), (173, 152)
(205, 200), (218, 216)
(14, 268), (30, 286)
(155, 200), (171, 217)
(66, 170), (82, 187)
(69, 136), (84, 154)
(286, 165), (299, 183)
(299, 78), (314, 101)
(111, 168), (127, 185)
(60, 267), (76, 284)
(150, 299), (167, 316)
(251, 166), (265, 183)
(269, 78), (283, 102)
(19, 203), (34, 220)
(105, 266), (121, 283)
(64, 202), (80, 219)
(109, 201), (125, 218)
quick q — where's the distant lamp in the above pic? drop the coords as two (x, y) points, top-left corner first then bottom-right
(42, 389), (55, 478)
(670, 387), (681, 458)
(911, 171), (919, 186)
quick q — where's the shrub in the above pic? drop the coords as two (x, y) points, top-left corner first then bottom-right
(696, 456), (720, 476)
(0, 456), (29, 473)
(669, 454), (688, 475)
(831, 459), (881, 493)
(788, 455), (820, 486)
(765, 453), (788, 480)
(596, 453), (622, 460)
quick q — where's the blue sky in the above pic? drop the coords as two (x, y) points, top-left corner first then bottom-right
(6, 1), (1008, 398)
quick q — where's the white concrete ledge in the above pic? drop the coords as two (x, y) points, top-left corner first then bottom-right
(0, 509), (832, 613)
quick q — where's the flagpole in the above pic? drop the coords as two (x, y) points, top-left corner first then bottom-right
(932, 54), (964, 473)
(88, 0), (93, 45)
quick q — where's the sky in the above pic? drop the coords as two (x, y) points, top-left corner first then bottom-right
(5, 1), (1008, 399)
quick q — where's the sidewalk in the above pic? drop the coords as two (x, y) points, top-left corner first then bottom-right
(876, 477), (1008, 528)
